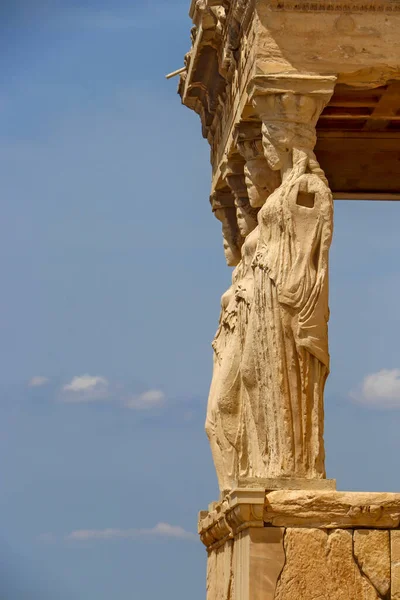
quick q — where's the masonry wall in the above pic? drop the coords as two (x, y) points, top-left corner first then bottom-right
(206, 526), (400, 600)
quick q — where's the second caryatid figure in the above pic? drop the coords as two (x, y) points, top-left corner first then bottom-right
(206, 90), (334, 495)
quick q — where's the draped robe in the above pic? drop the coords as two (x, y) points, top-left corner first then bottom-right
(241, 171), (333, 478)
(205, 226), (260, 492)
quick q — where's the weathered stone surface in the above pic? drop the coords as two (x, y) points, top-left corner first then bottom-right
(201, 491), (399, 600)
(392, 531), (400, 600)
(235, 528), (285, 600)
(205, 74), (335, 492)
(206, 525), (285, 600)
(237, 477), (336, 491)
(354, 530), (390, 597)
(181, 1), (400, 198)
(265, 490), (400, 529)
(207, 539), (234, 600)
(256, 2), (400, 83)
(275, 528), (379, 600)
(199, 489), (266, 550)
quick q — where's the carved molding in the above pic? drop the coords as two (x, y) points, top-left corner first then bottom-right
(225, 501), (264, 535)
(198, 489), (265, 551)
(264, 0), (400, 12)
(248, 73), (337, 101)
(180, 0), (256, 140)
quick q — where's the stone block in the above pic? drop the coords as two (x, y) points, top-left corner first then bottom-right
(265, 490), (400, 529)
(392, 531), (400, 600)
(275, 528), (379, 600)
(354, 530), (390, 597)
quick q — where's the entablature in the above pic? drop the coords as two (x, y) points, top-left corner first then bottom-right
(179, 0), (400, 201)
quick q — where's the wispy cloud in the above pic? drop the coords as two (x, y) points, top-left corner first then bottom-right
(28, 376), (49, 388)
(61, 375), (109, 403)
(124, 389), (166, 411)
(52, 373), (169, 413)
(351, 369), (400, 408)
(66, 523), (197, 542)
(59, 377), (166, 410)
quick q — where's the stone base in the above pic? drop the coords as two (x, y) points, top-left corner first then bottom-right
(199, 488), (400, 600)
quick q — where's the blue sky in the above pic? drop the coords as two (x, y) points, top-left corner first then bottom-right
(1, 1), (400, 599)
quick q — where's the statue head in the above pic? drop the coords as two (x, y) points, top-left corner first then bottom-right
(210, 191), (242, 267)
(244, 154), (281, 207)
(261, 123), (292, 171)
(235, 124), (281, 207)
(221, 155), (261, 234)
(214, 208), (242, 266)
(261, 120), (317, 172)
(253, 93), (324, 171)
(235, 198), (259, 238)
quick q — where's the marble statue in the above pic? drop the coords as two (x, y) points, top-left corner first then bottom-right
(207, 92), (334, 492)
(242, 93), (333, 481)
(206, 191), (257, 493)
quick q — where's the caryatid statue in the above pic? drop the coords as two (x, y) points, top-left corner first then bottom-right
(206, 75), (336, 492)
(206, 165), (263, 493)
(206, 189), (242, 492)
(240, 76), (336, 481)
(206, 149), (279, 493)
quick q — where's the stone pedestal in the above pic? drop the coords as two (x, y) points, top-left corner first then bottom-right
(200, 489), (400, 600)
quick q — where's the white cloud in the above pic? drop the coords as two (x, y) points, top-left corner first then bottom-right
(63, 375), (107, 393)
(124, 389), (166, 411)
(352, 369), (400, 408)
(28, 376), (49, 388)
(66, 523), (196, 542)
(61, 375), (109, 403)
